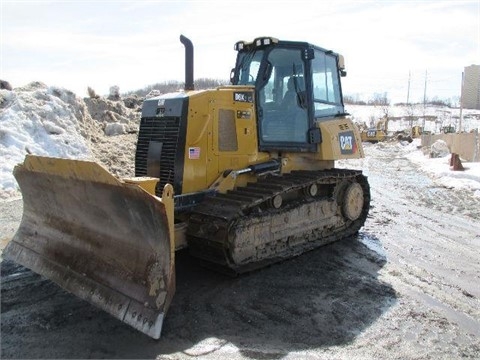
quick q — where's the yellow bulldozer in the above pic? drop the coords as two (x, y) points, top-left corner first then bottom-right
(360, 117), (389, 143)
(4, 35), (370, 339)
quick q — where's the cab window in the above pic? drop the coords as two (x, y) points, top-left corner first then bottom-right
(311, 50), (344, 118)
(258, 48), (308, 143)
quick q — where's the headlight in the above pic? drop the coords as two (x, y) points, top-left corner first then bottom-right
(234, 41), (246, 51)
(253, 37), (278, 47)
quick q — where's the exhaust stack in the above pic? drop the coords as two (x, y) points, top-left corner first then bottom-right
(180, 35), (194, 91)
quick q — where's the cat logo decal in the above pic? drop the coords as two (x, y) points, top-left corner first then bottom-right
(339, 131), (357, 155)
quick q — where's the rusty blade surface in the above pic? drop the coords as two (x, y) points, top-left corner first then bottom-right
(4, 155), (175, 339)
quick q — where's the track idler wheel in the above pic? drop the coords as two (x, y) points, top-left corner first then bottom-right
(268, 194), (283, 209)
(303, 183), (318, 197)
(342, 182), (364, 221)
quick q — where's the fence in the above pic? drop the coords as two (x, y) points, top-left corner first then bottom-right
(421, 130), (480, 162)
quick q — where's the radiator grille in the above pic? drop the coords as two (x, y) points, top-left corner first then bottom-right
(135, 116), (182, 196)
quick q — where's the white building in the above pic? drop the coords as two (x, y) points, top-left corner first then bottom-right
(462, 65), (480, 110)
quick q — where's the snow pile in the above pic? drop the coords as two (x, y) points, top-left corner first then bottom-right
(0, 82), (142, 200)
(405, 139), (480, 197)
(429, 139), (450, 158)
(84, 95), (140, 135)
(0, 82), (93, 199)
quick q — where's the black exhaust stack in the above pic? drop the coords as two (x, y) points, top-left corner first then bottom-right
(180, 35), (194, 91)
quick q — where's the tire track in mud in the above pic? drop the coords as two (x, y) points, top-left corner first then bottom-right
(357, 142), (480, 344)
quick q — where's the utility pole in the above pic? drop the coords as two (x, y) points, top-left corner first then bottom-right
(422, 70), (427, 129)
(407, 70), (411, 105)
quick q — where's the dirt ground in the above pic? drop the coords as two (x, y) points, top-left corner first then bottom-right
(1, 142), (480, 359)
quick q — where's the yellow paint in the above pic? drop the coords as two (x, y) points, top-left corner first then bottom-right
(160, 183), (175, 257)
(123, 177), (159, 195)
(180, 89), (364, 193)
(21, 155), (121, 185)
(181, 86), (269, 194)
(316, 118), (364, 160)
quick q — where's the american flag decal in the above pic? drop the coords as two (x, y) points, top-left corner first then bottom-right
(189, 147), (201, 159)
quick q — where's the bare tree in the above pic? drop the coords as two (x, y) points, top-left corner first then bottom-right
(404, 103), (417, 129)
(369, 92), (390, 119)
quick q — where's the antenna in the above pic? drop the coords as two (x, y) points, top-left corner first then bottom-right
(422, 70), (427, 129)
(406, 70), (411, 104)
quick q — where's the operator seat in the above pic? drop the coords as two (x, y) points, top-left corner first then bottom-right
(282, 77), (298, 108)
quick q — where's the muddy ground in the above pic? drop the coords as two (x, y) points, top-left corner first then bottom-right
(1, 142), (480, 359)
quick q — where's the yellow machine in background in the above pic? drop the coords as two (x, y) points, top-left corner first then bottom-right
(411, 125), (423, 138)
(361, 117), (389, 143)
(5, 35), (371, 339)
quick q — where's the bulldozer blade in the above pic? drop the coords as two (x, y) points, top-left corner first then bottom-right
(4, 155), (175, 339)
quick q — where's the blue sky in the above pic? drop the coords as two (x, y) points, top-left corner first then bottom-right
(1, 0), (479, 103)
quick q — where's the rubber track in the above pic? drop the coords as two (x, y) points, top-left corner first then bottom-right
(186, 169), (370, 275)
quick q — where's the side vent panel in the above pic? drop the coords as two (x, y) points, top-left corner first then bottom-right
(218, 109), (238, 152)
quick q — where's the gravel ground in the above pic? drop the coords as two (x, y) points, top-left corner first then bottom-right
(1, 142), (479, 359)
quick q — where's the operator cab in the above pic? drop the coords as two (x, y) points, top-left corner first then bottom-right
(231, 37), (347, 152)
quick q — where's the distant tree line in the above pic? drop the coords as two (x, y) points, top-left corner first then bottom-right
(123, 78), (229, 97)
(394, 97), (457, 108)
(121, 79), (459, 109)
(344, 93), (460, 108)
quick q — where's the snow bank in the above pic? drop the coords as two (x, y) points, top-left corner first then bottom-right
(0, 83), (93, 199)
(0, 82), (142, 200)
(405, 139), (480, 197)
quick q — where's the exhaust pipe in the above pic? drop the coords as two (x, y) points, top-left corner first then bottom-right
(180, 35), (194, 91)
